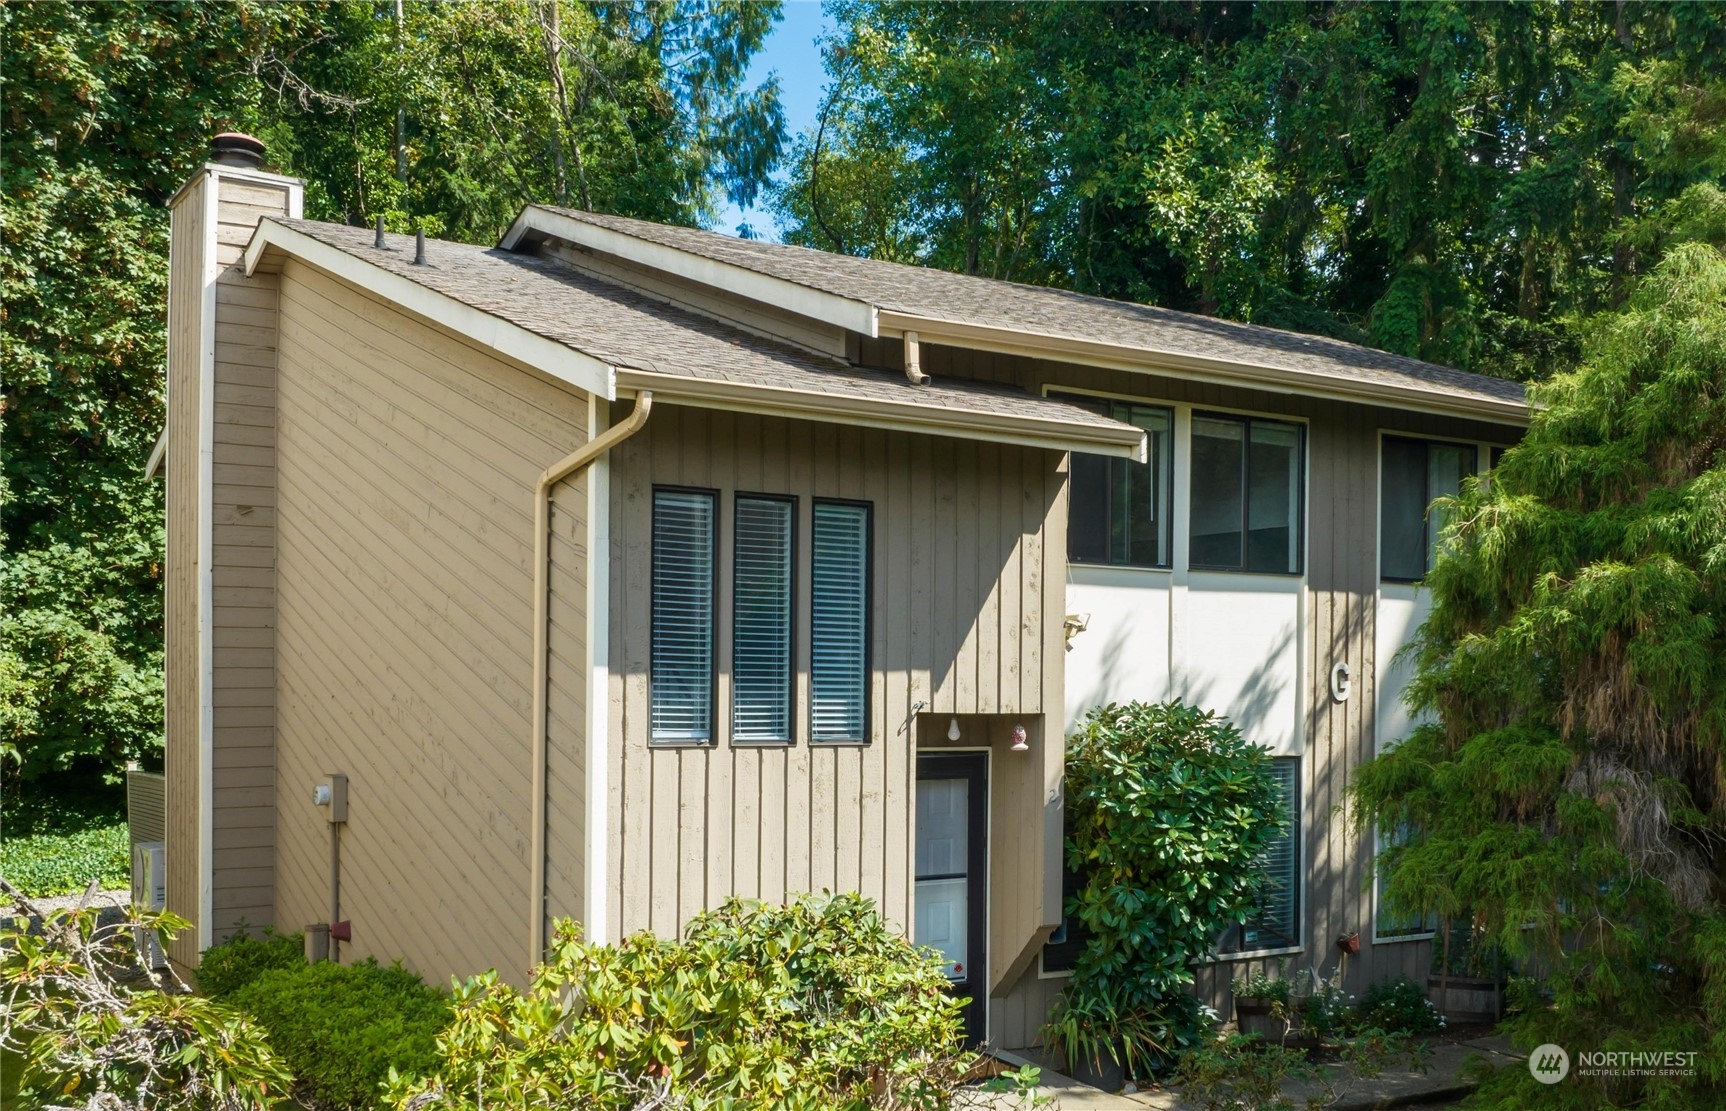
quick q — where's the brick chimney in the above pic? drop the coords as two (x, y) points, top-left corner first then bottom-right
(161, 136), (302, 969)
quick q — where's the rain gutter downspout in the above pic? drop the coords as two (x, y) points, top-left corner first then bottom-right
(529, 389), (653, 963)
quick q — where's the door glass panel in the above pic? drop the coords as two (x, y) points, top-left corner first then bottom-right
(915, 777), (969, 980)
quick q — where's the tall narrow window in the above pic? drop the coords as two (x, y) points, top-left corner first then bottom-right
(733, 495), (794, 743)
(1190, 413), (1304, 574)
(650, 489), (716, 743)
(1380, 437), (1476, 582)
(810, 501), (870, 742)
(1217, 757), (1300, 953)
(1060, 395), (1175, 568)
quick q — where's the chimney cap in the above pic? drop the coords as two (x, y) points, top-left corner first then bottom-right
(211, 132), (266, 169)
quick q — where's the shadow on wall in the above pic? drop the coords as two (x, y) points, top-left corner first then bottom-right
(1078, 617), (1296, 741)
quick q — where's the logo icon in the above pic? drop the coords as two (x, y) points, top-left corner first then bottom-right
(1530, 1044), (1570, 1084)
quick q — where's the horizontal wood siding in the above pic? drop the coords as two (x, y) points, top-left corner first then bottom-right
(272, 260), (589, 986)
(606, 405), (1068, 965)
(163, 179), (208, 969)
(207, 175), (293, 942)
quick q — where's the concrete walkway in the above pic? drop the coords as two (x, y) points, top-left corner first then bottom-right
(980, 1035), (1521, 1110)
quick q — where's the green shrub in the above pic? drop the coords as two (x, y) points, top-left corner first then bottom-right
(0, 822), (129, 896)
(229, 959), (450, 1111)
(197, 928), (305, 999)
(1, 899), (291, 1110)
(390, 892), (969, 1110)
(1045, 700), (1287, 1075)
(1356, 977), (1443, 1036)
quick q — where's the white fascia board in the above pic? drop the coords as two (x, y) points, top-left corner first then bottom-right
(878, 312), (1531, 428)
(614, 369), (1148, 461)
(244, 219), (617, 401)
(501, 206), (880, 339)
(145, 426), (168, 479)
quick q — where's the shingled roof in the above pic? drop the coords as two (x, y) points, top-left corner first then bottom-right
(509, 206), (1527, 421)
(244, 218), (1149, 458)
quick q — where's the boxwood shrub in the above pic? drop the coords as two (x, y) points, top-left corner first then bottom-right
(214, 953), (449, 1111)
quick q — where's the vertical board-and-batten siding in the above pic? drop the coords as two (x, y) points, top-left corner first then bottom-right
(164, 168), (298, 967)
(605, 405), (1067, 961)
(854, 337), (1516, 1016)
(270, 259), (590, 986)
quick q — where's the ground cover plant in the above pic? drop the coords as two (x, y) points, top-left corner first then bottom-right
(1044, 700), (1287, 1076)
(389, 891), (970, 1110)
(0, 776), (129, 897)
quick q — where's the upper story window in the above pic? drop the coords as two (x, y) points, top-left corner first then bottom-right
(1380, 437), (1476, 582)
(1062, 396), (1175, 569)
(732, 495), (795, 743)
(810, 501), (871, 743)
(650, 488), (717, 744)
(1190, 413), (1305, 574)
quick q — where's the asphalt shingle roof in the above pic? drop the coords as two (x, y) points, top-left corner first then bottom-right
(530, 206), (1526, 413)
(270, 218), (1141, 443)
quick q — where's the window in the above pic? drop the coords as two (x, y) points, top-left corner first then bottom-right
(810, 501), (870, 742)
(1381, 437), (1476, 582)
(1061, 396), (1175, 568)
(733, 496), (795, 743)
(1190, 414), (1304, 574)
(650, 489), (716, 743)
(1217, 757), (1300, 953)
(1374, 825), (1437, 940)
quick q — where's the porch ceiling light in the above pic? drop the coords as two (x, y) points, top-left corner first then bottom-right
(948, 717), (962, 742)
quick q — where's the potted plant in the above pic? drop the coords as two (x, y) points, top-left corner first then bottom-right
(1232, 969), (1292, 1041)
(1042, 994), (1126, 1092)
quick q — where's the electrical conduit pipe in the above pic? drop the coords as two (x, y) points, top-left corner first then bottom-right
(528, 390), (653, 963)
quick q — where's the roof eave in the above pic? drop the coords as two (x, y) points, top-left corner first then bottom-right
(613, 368), (1148, 461)
(500, 205), (881, 339)
(876, 312), (1530, 427)
(243, 219), (617, 401)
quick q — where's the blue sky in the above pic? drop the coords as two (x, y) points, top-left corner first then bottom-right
(714, 1), (833, 240)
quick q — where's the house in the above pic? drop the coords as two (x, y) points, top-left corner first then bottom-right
(154, 135), (1526, 1050)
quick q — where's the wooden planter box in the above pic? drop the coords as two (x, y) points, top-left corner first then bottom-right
(1234, 998), (1286, 1041)
(1427, 975), (1505, 1024)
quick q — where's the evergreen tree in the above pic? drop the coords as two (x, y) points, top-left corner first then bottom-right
(1353, 226), (1726, 1106)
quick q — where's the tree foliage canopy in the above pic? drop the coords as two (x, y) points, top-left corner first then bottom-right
(0, 1), (782, 787)
(1352, 236), (1726, 1107)
(775, 1), (1726, 378)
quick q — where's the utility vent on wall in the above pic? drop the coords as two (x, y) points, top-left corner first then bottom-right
(126, 768), (168, 967)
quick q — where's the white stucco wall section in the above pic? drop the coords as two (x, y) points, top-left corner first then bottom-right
(1374, 582), (1433, 752)
(1064, 570), (1303, 754)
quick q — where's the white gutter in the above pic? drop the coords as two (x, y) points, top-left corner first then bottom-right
(243, 219), (616, 402)
(612, 368), (1148, 462)
(528, 390), (653, 963)
(499, 206), (880, 339)
(876, 312), (1530, 427)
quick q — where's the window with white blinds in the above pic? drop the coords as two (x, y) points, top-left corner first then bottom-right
(732, 495), (794, 743)
(650, 489), (716, 743)
(1218, 757), (1301, 953)
(810, 501), (870, 742)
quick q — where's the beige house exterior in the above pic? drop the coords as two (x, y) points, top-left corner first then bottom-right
(157, 140), (1525, 1050)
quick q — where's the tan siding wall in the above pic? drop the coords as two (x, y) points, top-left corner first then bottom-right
(271, 260), (589, 986)
(164, 179), (209, 970)
(605, 405), (1068, 968)
(208, 176), (292, 941)
(854, 339), (1515, 1030)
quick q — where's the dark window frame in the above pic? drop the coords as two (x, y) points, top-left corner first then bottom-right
(808, 498), (873, 745)
(731, 492), (798, 747)
(1379, 435), (1479, 584)
(1188, 411), (1307, 576)
(648, 485), (721, 748)
(1051, 391), (1176, 570)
